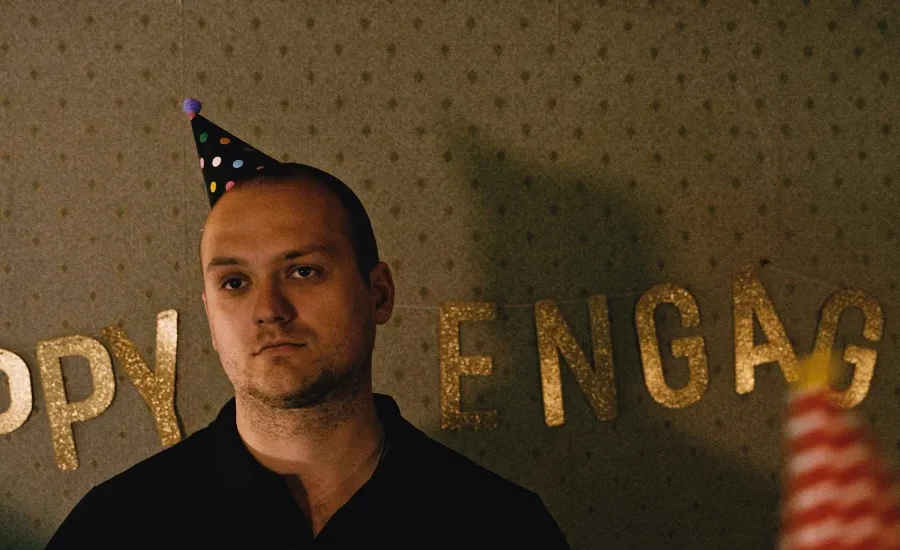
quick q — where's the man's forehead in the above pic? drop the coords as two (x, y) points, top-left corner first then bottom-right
(212, 178), (332, 213)
(204, 221), (340, 254)
(198, 179), (352, 264)
(206, 179), (346, 229)
(203, 241), (341, 274)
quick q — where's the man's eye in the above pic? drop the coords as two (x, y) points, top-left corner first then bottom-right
(219, 268), (316, 290)
(291, 266), (318, 279)
(221, 278), (245, 290)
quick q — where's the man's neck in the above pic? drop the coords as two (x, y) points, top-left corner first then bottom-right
(233, 387), (384, 500)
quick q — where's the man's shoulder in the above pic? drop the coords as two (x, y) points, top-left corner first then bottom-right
(402, 421), (540, 504)
(395, 421), (570, 548)
(46, 423), (218, 548)
(89, 421), (216, 499)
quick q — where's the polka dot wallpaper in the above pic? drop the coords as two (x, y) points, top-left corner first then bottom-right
(1, 1), (898, 547)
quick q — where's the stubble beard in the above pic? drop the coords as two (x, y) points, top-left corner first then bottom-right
(243, 352), (370, 410)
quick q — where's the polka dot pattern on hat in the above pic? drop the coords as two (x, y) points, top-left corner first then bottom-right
(184, 97), (281, 208)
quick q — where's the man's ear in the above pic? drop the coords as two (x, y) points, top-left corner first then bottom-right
(202, 291), (218, 351)
(370, 262), (394, 325)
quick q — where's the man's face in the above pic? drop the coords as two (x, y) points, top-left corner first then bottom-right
(200, 178), (393, 409)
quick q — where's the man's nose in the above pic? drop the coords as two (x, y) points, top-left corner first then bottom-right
(252, 277), (296, 325)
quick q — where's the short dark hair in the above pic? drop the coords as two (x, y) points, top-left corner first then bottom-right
(208, 163), (380, 281)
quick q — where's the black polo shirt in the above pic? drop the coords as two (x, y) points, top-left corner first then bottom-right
(47, 393), (570, 549)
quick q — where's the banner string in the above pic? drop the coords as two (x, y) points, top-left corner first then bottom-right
(390, 262), (845, 311)
(759, 263), (841, 291)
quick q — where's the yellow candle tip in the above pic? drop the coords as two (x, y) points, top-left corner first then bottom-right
(794, 354), (833, 391)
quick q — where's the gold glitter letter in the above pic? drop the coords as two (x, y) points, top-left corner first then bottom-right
(534, 297), (617, 426)
(439, 302), (499, 430)
(102, 309), (182, 447)
(635, 284), (708, 408)
(733, 265), (798, 394)
(0, 349), (33, 434)
(36, 336), (115, 471)
(812, 289), (883, 408)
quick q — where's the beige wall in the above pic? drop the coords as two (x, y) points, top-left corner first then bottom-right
(1, 1), (898, 547)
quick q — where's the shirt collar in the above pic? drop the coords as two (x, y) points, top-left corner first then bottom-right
(211, 392), (407, 494)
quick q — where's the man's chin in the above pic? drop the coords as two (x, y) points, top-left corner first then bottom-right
(251, 389), (327, 409)
(247, 372), (343, 410)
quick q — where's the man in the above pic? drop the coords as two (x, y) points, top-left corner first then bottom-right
(47, 100), (569, 548)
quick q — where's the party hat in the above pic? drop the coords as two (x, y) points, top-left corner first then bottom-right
(182, 97), (280, 208)
(779, 354), (900, 549)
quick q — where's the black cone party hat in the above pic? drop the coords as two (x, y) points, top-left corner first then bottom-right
(182, 97), (280, 208)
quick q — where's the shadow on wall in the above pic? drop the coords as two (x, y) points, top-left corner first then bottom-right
(425, 124), (779, 549)
(0, 505), (42, 550)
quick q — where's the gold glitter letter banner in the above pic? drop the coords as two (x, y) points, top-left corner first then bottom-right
(0, 349), (33, 434)
(439, 302), (499, 430)
(102, 309), (182, 447)
(36, 336), (115, 471)
(812, 289), (884, 408)
(635, 284), (708, 408)
(733, 265), (799, 394)
(534, 297), (617, 427)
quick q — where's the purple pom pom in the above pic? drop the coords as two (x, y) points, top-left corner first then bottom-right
(182, 98), (202, 115)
